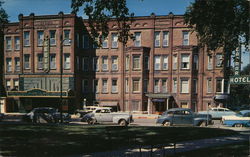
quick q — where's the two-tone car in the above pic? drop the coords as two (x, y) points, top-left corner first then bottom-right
(156, 108), (213, 127)
(198, 107), (236, 119)
(222, 110), (250, 127)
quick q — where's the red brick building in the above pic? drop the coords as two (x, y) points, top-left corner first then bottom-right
(0, 12), (229, 114)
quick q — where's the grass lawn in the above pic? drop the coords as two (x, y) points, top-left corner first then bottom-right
(0, 124), (238, 156)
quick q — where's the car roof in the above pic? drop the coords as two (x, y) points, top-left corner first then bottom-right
(167, 108), (192, 112)
(240, 110), (250, 114)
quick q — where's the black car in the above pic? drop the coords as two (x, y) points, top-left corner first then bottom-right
(0, 113), (4, 122)
(23, 107), (71, 123)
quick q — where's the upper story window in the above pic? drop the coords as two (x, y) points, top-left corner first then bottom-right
(125, 55), (130, 70)
(64, 54), (70, 70)
(216, 54), (223, 68)
(24, 54), (30, 69)
(14, 79), (19, 90)
(64, 30), (71, 45)
(111, 79), (118, 93)
(102, 79), (108, 93)
(50, 54), (56, 69)
(132, 79), (140, 93)
(15, 57), (20, 72)
(173, 55), (177, 70)
(37, 54), (43, 70)
(83, 34), (89, 49)
(82, 79), (88, 93)
(76, 33), (80, 48)
(216, 78), (222, 93)
(24, 31), (30, 46)
(6, 80), (11, 91)
(14, 36), (20, 50)
(6, 37), (12, 50)
(154, 31), (160, 47)
(163, 31), (169, 47)
(180, 79), (189, 93)
(37, 31), (44, 46)
(93, 57), (99, 72)
(181, 54), (190, 69)
(93, 79), (99, 93)
(125, 78), (129, 93)
(162, 55), (168, 70)
(82, 57), (89, 71)
(154, 79), (160, 93)
(102, 36), (108, 48)
(162, 79), (168, 93)
(193, 55), (199, 70)
(111, 33), (118, 48)
(154, 56), (161, 70)
(111, 56), (118, 71)
(6, 58), (12, 72)
(182, 31), (189, 46)
(173, 78), (177, 93)
(133, 55), (140, 70)
(207, 55), (213, 70)
(102, 56), (108, 71)
(134, 32), (141, 47)
(207, 78), (212, 93)
(49, 30), (56, 46)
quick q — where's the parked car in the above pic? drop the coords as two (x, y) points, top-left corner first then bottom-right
(0, 113), (4, 122)
(75, 106), (111, 117)
(23, 107), (71, 123)
(222, 110), (250, 127)
(156, 108), (213, 127)
(198, 107), (236, 119)
(81, 108), (133, 126)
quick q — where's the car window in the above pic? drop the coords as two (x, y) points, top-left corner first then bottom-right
(174, 111), (183, 115)
(243, 112), (250, 117)
(95, 109), (102, 113)
(218, 108), (224, 111)
(166, 111), (174, 116)
(183, 110), (191, 115)
(212, 108), (217, 111)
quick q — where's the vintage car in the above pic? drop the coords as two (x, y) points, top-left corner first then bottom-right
(75, 106), (111, 117)
(198, 107), (236, 119)
(222, 110), (250, 127)
(0, 113), (4, 122)
(156, 108), (213, 127)
(23, 107), (71, 123)
(81, 108), (133, 126)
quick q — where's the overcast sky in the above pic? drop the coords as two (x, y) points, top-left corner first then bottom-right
(2, 0), (249, 67)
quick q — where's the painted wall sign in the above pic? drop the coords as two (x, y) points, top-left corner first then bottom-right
(43, 36), (50, 73)
(234, 47), (241, 76)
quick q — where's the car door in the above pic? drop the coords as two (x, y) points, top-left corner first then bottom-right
(94, 109), (102, 122)
(181, 110), (194, 125)
(172, 111), (183, 125)
(99, 109), (113, 122)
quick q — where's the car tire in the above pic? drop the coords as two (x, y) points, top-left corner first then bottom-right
(199, 121), (207, 127)
(119, 119), (128, 126)
(87, 118), (95, 125)
(234, 123), (243, 127)
(163, 121), (171, 126)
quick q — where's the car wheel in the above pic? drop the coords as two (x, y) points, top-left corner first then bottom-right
(199, 121), (207, 127)
(119, 119), (128, 126)
(87, 118), (95, 125)
(163, 121), (171, 126)
(234, 123), (243, 127)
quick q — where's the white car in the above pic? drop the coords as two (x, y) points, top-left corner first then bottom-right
(198, 107), (236, 119)
(222, 110), (250, 127)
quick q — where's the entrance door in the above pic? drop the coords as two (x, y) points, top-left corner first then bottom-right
(155, 101), (166, 114)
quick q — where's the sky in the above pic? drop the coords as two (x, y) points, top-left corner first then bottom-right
(2, 0), (249, 68)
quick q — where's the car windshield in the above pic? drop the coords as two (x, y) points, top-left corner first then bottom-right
(236, 112), (243, 117)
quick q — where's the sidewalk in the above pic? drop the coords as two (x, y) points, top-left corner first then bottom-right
(80, 135), (248, 157)
(132, 113), (159, 119)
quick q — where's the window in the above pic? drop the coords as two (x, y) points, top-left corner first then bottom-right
(181, 54), (190, 69)
(182, 31), (189, 45)
(224, 80), (229, 94)
(83, 34), (89, 48)
(76, 33), (80, 48)
(50, 54), (56, 69)
(154, 56), (161, 70)
(144, 79), (148, 93)
(112, 79), (118, 93)
(125, 78), (129, 93)
(154, 79), (160, 93)
(37, 31), (44, 46)
(162, 79), (167, 93)
(24, 54), (30, 69)
(216, 78), (222, 93)
(154, 32), (160, 47)
(181, 79), (189, 93)
(15, 58), (20, 72)
(102, 79), (108, 93)
(193, 79), (197, 93)
(111, 33), (118, 48)
(125, 55), (130, 70)
(102, 36), (108, 48)
(93, 79), (99, 93)
(173, 78), (177, 93)
(6, 58), (12, 72)
(102, 56), (108, 71)
(163, 31), (169, 47)
(64, 30), (71, 45)
(206, 55), (212, 70)
(173, 55), (177, 70)
(216, 54), (223, 67)
(134, 32), (141, 47)
(64, 54), (70, 69)
(133, 55), (140, 70)
(193, 55), (198, 70)
(14, 37), (20, 50)
(131, 101), (139, 111)
(14, 80), (19, 90)
(82, 79), (88, 93)
(181, 102), (188, 108)
(132, 79), (140, 92)
(144, 56), (149, 70)
(82, 57), (89, 71)
(207, 78), (212, 93)
(6, 37), (12, 50)
(37, 54), (43, 70)
(6, 80), (11, 91)
(24, 31), (30, 46)
(76, 56), (80, 71)
(49, 30), (56, 45)
(93, 57), (99, 71)
(162, 56), (168, 70)
(111, 56), (118, 71)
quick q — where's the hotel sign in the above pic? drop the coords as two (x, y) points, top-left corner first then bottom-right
(234, 47), (241, 76)
(43, 37), (50, 73)
(229, 76), (250, 84)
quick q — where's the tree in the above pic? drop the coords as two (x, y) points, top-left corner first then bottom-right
(184, 0), (249, 66)
(0, 0), (8, 96)
(71, 0), (134, 45)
